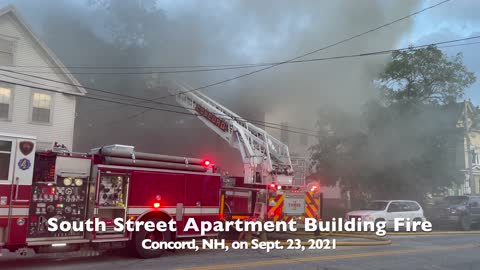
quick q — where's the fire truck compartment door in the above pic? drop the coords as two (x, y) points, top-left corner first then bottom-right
(183, 174), (221, 235)
(0, 137), (35, 245)
(283, 194), (306, 216)
(0, 138), (15, 244)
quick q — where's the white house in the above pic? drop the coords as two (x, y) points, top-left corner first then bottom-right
(0, 5), (86, 151)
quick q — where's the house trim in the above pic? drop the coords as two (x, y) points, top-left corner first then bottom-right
(0, 5), (87, 95)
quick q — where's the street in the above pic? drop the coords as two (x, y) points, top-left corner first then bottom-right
(2, 234), (479, 270)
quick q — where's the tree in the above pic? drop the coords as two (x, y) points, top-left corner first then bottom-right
(373, 46), (475, 200)
(378, 45), (476, 105)
(309, 46), (476, 203)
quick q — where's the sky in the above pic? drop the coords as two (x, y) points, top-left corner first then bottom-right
(399, 0), (480, 103)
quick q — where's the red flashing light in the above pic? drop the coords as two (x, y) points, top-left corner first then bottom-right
(153, 202), (161, 208)
(203, 160), (211, 166)
(269, 183), (276, 189)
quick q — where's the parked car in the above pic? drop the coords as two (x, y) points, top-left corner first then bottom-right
(427, 195), (480, 230)
(346, 200), (426, 229)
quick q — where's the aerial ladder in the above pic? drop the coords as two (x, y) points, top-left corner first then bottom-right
(157, 80), (321, 224)
(164, 80), (294, 186)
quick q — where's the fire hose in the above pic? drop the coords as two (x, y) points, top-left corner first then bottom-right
(272, 231), (392, 247)
(219, 231), (392, 247)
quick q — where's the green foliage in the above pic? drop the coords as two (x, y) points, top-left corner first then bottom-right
(310, 46), (475, 202)
(379, 45), (476, 105)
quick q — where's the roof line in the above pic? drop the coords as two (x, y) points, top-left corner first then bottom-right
(0, 5), (87, 95)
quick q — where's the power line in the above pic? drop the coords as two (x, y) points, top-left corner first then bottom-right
(2, 35), (478, 132)
(6, 65), (258, 75)
(0, 77), (319, 137)
(2, 36), (475, 105)
(0, 73), (141, 102)
(0, 68), (317, 132)
(7, 38), (479, 76)
(0, 1), (451, 73)
(112, 35), (480, 123)
(0, 63), (262, 70)
(146, 0), (453, 101)
(96, 37), (480, 131)
(0, 1), (452, 138)
(2, 35), (477, 104)
(3, 73), (315, 133)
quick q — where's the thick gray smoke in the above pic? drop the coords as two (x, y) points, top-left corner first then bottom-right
(0, 0), (419, 174)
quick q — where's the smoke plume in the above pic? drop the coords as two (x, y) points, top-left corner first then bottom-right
(0, 0), (419, 174)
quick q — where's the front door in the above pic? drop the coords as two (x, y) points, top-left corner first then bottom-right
(0, 138), (16, 245)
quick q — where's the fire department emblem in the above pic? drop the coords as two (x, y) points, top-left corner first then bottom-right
(19, 141), (34, 156)
(18, 158), (31, 170)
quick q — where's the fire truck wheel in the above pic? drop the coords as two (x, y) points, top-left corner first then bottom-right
(130, 217), (172, 258)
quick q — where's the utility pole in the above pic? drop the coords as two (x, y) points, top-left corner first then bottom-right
(464, 100), (474, 194)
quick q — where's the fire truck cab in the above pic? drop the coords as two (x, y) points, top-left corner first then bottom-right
(0, 133), (221, 258)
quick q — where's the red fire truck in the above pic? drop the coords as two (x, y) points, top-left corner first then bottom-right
(0, 82), (322, 259)
(0, 134), (221, 258)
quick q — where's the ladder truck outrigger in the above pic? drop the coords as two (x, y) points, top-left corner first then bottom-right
(165, 80), (322, 225)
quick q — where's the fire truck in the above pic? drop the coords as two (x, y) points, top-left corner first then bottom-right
(164, 80), (321, 225)
(0, 133), (221, 258)
(0, 82), (321, 258)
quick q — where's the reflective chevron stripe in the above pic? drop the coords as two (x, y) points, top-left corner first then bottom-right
(305, 191), (320, 219)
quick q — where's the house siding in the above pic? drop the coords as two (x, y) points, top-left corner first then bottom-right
(0, 12), (78, 150)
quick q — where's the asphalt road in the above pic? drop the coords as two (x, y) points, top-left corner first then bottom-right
(2, 234), (480, 270)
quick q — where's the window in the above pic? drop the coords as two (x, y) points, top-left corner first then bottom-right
(0, 85), (11, 119)
(405, 201), (420, 211)
(442, 196), (468, 205)
(472, 149), (479, 165)
(0, 140), (12, 181)
(31, 92), (52, 123)
(0, 38), (13, 66)
(365, 201), (389, 210)
(387, 202), (404, 212)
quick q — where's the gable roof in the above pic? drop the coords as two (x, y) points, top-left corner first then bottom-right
(0, 5), (87, 95)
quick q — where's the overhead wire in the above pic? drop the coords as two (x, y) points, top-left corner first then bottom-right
(146, 0), (453, 101)
(88, 0), (453, 124)
(0, 0), (457, 134)
(5, 39), (480, 76)
(0, 68), (317, 132)
(1, 35), (477, 132)
(2, 36), (478, 133)
(0, 77), (319, 137)
(0, 0), (451, 76)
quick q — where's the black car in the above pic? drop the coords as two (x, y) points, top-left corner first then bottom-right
(428, 195), (480, 230)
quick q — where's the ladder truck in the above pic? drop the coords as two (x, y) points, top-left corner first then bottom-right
(164, 80), (322, 224)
